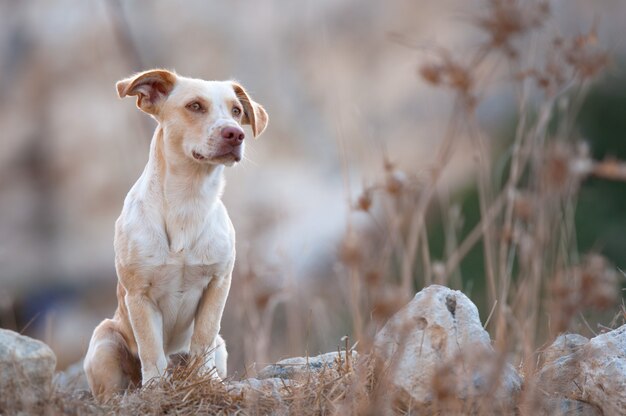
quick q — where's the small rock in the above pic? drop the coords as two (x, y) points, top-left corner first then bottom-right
(537, 325), (626, 416)
(228, 378), (288, 415)
(541, 333), (588, 364)
(0, 329), (57, 411)
(54, 359), (89, 392)
(257, 350), (357, 380)
(373, 285), (521, 411)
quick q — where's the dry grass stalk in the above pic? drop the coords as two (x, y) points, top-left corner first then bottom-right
(6, 1), (624, 415)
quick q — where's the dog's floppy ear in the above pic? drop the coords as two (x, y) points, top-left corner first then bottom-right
(231, 82), (268, 138)
(116, 69), (177, 115)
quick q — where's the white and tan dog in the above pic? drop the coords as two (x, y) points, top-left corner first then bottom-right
(84, 69), (268, 400)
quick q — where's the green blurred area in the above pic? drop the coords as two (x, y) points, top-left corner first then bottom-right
(422, 70), (626, 317)
(577, 73), (626, 269)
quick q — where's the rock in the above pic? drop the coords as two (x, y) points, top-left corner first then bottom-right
(541, 333), (589, 364)
(54, 359), (89, 392)
(229, 377), (290, 395)
(537, 397), (603, 416)
(537, 325), (626, 416)
(373, 285), (521, 411)
(257, 350), (357, 380)
(228, 378), (289, 415)
(0, 328), (57, 411)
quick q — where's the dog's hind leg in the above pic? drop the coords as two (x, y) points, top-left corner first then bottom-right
(84, 319), (140, 401)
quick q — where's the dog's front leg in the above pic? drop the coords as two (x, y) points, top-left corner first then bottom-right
(125, 293), (167, 385)
(190, 271), (232, 377)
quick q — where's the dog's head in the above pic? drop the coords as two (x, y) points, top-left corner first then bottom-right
(116, 69), (268, 166)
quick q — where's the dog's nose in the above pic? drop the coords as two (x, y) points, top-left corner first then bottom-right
(221, 126), (245, 145)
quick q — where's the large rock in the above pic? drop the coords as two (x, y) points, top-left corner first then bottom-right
(373, 285), (521, 411)
(0, 329), (57, 410)
(257, 351), (357, 380)
(537, 325), (626, 416)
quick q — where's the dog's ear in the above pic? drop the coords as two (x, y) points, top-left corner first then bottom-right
(116, 69), (177, 115)
(231, 82), (268, 138)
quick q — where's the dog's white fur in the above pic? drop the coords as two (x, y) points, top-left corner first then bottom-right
(83, 69), (268, 400)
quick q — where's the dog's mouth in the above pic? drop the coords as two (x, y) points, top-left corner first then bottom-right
(192, 151), (207, 161)
(192, 147), (242, 163)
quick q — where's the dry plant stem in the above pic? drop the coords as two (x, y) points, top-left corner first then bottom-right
(445, 191), (506, 276)
(496, 101), (527, 339)
(592, 159), (626, 181)
(460, 48), (508, 306)
(483, 299), (498, 329)
(559, 82), (591, 140)
(440, 192), (462, 288)
(496, 77), (530, 337)
(465, 112), (498, 306)
(259, 294), (288, 365)
(285, 271), (304, 356)
(498, 98), (557, 346)
(420, 223), (433, 286)
(498, 90), (571, 350)
(349, 264), (364, 344)
(380, 194), (405, 282)
(401, 99), (462, 294)
(104, 0), (154, 142)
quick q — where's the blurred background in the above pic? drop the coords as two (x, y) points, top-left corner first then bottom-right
(1, 0), (625, 373)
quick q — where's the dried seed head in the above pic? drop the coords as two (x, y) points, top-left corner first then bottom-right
(419, 63), (443, 85)
(371, 286), (406, 323)
(541, 142), (592, 194)
(356, 189), (373, 212)
(255, 291), (273, 311)
(579, 254), (619, 310)
(512, 191), (534, 221)
(383, 158), (395, 173)
(418, 54), (474, 100)
(251, 275), (284, 311)
(476, 0), (550, 55)
(551, 254), (620, 333)
(446, 62), (473, 94)
(529, 30), (608, 96)
(365, 270), (382, 286)
(385, 170), (406, 195)
(565, 29), (609, 80)
(543, 143), (570, 191)
(339, 230), (363, 266)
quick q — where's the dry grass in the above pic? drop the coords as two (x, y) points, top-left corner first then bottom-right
(5, 1), (625, 415)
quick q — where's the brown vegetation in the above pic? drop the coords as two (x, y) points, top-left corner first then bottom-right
(5, 1), (626, 414)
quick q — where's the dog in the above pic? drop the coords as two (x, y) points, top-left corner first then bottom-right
(83, 69), (268, 400)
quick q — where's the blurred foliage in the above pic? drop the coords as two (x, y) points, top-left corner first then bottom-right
(577, 70), (626, 270)
(423, 69), (626, 318)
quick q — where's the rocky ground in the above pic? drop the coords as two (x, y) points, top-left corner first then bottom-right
(1, 285), (624, 415)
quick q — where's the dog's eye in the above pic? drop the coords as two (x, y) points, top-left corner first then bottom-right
(232, 107), (242, 117)
(186, 102), (204, 112)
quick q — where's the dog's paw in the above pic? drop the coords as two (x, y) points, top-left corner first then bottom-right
(203, 367), (223, 382)
(189, 354), (222, 381)
(141, 369), (162, 386)
(141, 357), (168, 387)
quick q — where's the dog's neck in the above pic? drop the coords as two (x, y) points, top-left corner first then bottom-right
(147, 127), (225, 251)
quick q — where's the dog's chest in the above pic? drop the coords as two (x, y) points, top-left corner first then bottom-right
(147, 212), (234, 343)
(155, 209), (234, 288)
(164, 207), (232, 264)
